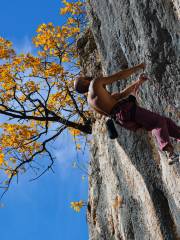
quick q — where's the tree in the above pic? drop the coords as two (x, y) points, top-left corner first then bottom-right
(0, 0), (91, 198)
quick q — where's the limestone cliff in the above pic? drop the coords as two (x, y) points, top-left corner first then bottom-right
(78, 1), (180, 239)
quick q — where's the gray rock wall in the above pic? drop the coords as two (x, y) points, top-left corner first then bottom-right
(78, 1), (180, 239)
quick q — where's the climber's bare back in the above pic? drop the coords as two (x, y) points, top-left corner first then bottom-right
(87, 78), (118, 116)
(87, 63), (146, 116)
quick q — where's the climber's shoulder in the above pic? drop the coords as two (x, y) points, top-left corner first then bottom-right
(87, 76), (117, 115)
(89, 76), (107, 92)
(88, 76), (108, 99)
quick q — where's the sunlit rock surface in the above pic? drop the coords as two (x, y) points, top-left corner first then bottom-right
(77, 1), (180, 239)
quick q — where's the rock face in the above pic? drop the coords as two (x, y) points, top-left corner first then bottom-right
(78, 1), (180, 239)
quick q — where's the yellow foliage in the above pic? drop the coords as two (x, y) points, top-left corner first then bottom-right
(25, 81), (39, 92)
(0, 0), (89, 185)
(0, 37), (15, 59)
(44, 63), (64, 77)
(0, 123), (41, 156)
(67, 17), (76, 25)
(0, 64), (14, 85)
(60, 0), (84, 16)
(33, 23), (68, 55)
(0, 153), (4, 166)
(69, 128), (81, 136)
(76, 143), (81, 150)
(4, 168), (16, 178)
(70, 200), (84, 212)
(62, 55), (69, 63)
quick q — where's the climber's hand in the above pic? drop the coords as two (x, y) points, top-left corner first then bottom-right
(133, 74), (148, 95)
(137, 62), (146, 71)
(133, 84), (140, 95)
(139, 73), (149, 83)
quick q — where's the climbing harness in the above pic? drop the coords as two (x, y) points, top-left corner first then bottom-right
(106, 95), (137, 139)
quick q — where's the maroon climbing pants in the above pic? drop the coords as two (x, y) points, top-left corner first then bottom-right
(111, 101), (180, 151)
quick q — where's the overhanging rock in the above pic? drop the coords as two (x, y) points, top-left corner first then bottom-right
(77, 1), (180, 239)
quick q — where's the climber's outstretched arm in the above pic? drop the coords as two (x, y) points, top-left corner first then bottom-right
(100, 63), (145, 86)
(111, 80), (140, 100)
(111, 74), (149, 100)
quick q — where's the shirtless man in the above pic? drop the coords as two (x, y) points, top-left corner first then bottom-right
(74, 63), (180, 164)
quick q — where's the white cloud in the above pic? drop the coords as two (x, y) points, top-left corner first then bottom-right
(14, 36), (34, 54)
(51, 131), (77, 178)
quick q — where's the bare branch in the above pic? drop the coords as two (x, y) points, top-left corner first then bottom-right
(66, 85), (88, 123)
(0, 125), (67, 200)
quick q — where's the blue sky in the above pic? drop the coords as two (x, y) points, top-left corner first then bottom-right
(0, 1), (89, 239)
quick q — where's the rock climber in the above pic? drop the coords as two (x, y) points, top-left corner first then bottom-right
(74, 63), (180, 165)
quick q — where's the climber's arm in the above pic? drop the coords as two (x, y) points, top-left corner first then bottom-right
(111, 80), (140, 100)
(111, 74), (149, 100)
(100, 63), (145, 86)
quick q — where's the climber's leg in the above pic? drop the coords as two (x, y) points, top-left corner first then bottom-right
(112, 101), (141, 131)
(151, 120), (173, 151)
(134, 106), (179, 151)
(164, 116), (180, 139)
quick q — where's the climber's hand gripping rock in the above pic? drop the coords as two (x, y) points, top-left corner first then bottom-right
(133, 73), (149, 95)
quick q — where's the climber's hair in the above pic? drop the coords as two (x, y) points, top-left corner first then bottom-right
(74, 76), (93, 94)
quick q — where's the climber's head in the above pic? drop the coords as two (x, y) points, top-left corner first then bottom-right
(74, 76), (93, 94)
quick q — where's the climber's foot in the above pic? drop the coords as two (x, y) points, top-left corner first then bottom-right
(168, 152), (179, 165)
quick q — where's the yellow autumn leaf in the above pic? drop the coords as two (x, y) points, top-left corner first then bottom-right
(69, 128), (81, 136)
(0, 153), (4, 165)
(76, 144), (81, 150)
(70, 200), (84, 212)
